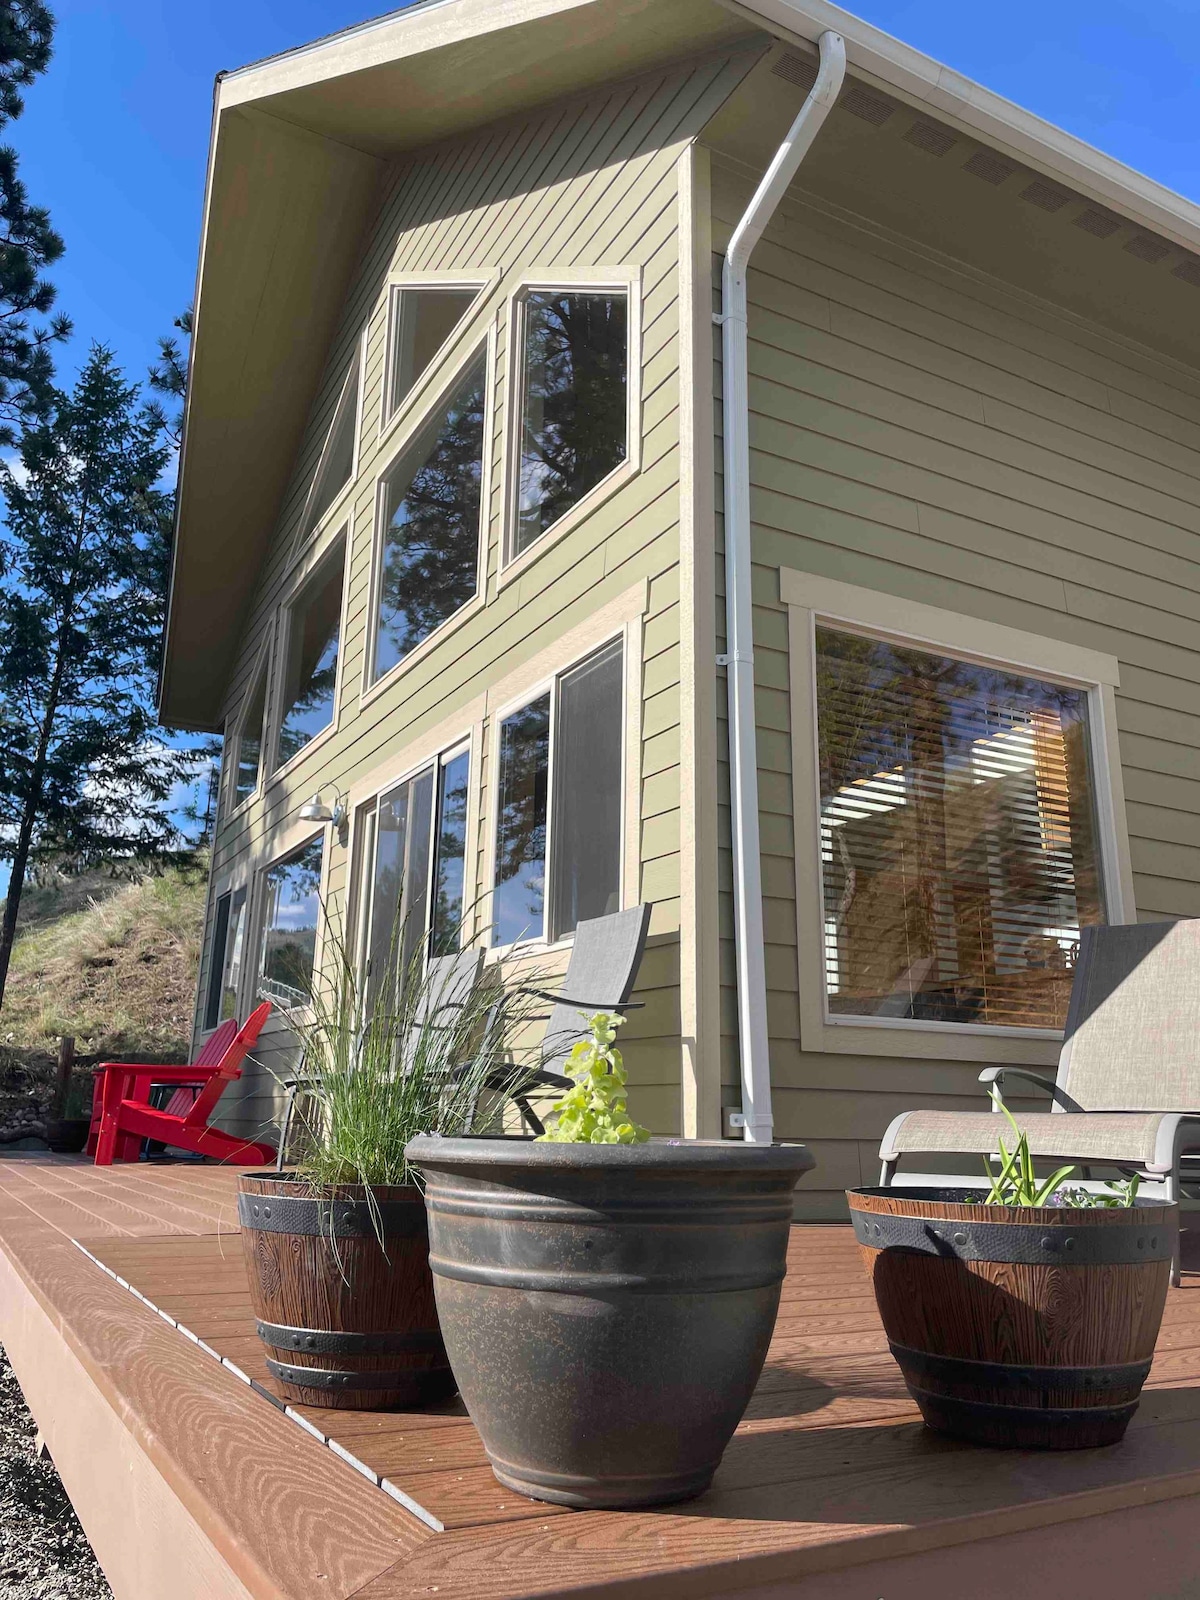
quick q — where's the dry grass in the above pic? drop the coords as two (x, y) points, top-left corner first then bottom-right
(0, 858), (207, 1070)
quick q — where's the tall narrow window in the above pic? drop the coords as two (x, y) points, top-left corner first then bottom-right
(514, 290), (628, 557)
(814, 624), (1105, 1031)
(204, 887), (248, 1030)
(278, 544), (344, 768)
(260, 837), (324, 1005)
(357, 746), (471, 1014)
(373, 352), (487, 681)
(301, 362), (359, 544)
(493, 639), (624, 946)
(386, 286), (479, 420)
(234, 662), (268, 806)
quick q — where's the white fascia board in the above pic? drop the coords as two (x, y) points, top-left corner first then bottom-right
(724, 0), (1200, 257)
(217, 0), (592, 109)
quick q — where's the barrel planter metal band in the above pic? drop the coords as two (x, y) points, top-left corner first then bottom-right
(890, 1342), (1154, 1395)
(851, 1209), (1173, 1264)
(847, 1186), (1174, 1451)
(255, 1320), (446, 1356)
(237, 1191), (426, 1239)
(264, 1359), (438, 1393)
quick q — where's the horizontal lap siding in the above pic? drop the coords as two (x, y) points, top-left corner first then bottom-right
(709, 157), (1200, 1217)
(199, 51), (757, 1140)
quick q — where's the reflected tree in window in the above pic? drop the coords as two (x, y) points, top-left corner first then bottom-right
(278, 548), (343, 766)
(515, 291), (627, 555)
(260, 837), (324, 1005)
(373, 354), (486, 680)
(493, 696), (550, 945)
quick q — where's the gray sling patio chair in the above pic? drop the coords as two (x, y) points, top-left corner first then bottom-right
(274, 946), (485, 1171)
(878, 919), (1200, 1283)
(478, 904), (652, 1135)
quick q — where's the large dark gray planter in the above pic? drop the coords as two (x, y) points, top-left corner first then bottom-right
(405, 1135), (813, 1509)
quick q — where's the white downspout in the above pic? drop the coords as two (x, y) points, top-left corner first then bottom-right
(721, 30), (846, 1143)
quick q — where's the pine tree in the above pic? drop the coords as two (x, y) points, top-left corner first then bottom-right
(0, 345), (193, 1007)
(0, 2), (70, 443)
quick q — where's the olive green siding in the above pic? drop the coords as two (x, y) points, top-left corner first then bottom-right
(194, 49), (756, 1140)
(709, 156), (1200, 1217)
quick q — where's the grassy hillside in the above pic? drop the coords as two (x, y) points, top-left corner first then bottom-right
(0, 858), (207, 1072)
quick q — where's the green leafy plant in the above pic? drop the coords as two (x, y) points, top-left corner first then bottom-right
(981, 1085), (1141, 1208)
(537, 1012), (650, 1145)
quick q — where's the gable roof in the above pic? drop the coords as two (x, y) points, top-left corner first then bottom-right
(161, 0), (1200, 728)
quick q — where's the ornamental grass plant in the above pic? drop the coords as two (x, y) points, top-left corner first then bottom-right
(276, 912), (530, 1192)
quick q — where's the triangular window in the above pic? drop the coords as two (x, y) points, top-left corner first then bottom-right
(385, 286), (480, 421)
(301, 359), (359, 544)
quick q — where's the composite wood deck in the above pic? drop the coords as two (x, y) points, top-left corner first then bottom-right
(3, 1157), (1200, 1598)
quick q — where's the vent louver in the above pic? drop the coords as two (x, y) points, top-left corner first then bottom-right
(1020, 179), (1071, 213)
(770, 53), (816, 92)
(963, 150), (1019, 185)
(840, 85), (894, 126)
(903, 120), (957, 157)
(1171, 258), (1200, 288)
(1074, 209), (1121, 239)
(1125, 234), (1171, 263)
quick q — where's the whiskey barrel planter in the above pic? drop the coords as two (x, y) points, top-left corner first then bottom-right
(848, 1187), (1176, 1449)
(237, 1172), (455, 1410)
(406, 1135), (814, 1508)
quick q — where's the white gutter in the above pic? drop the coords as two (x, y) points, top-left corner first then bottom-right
(721, 28), (845, 1144)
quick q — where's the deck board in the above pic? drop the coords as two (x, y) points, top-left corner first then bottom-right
(5, 1158), (1200, 1597)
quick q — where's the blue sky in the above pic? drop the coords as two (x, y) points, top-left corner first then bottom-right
(2, 0), (1196, 896)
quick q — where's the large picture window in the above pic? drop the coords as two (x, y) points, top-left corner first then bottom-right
(493, 639), (624, 946)
(259, 836), (324, 1006)
(372, 351), (487, 682)
(356, 746), (471, 1014)
(512, 289), (628, 558)
(814, 623), (1106, 1032)
(277, 542), (344, 768)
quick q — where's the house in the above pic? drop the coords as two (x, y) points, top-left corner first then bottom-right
(161, 0), (1200, 1219)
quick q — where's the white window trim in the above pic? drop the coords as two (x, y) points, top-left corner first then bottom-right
(360, 327), (498, 706)
(225, 628), (275, 820)
(497, 266), (643, 590)
(269, 524), (351, 785)
(253, 826), (333, 1019)
(481, 579), (647, 961)
(288, 330), (366, 571)
(782, 569), (1135, 1068)
(378, 270), (497, 441)
(346, 725), (483, 983)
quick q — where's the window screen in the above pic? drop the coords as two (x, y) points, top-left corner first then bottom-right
(549, 639), (623, 940)
(388, 287), (479, 417)
(260, 837), (324, 1005)
(278, 545), (343, 767)
(234, 665), (267, 805)
(815, 624), (1105, 1031)
(514, 290), (628, 556)
(373, 352), (487, 681)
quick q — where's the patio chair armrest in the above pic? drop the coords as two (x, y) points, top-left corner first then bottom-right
(515, 985), (645, 1010)
(978, 1066), (1084, 1112)
(485, 1068), (572, 1094)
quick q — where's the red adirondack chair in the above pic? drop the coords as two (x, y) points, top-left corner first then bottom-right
(91, 1002), (276, 1166)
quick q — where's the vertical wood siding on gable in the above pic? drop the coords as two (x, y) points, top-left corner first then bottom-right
(194, 49), (759, 1139)
(709, 156), (1200, 1217)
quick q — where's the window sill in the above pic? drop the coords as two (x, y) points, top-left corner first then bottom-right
(496, 458), (638, 593)
(799, 1006), (1063, 1067)
(360, 590), (485, 711)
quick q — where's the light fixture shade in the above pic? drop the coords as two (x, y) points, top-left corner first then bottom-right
(298, 793), (334, 823)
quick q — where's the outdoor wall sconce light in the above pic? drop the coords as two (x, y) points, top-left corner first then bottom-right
(299, 790), (347, 830)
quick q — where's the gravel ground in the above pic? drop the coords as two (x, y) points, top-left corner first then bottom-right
(0, 1348), (110, 1599)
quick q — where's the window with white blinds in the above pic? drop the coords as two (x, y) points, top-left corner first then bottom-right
(814, 624), (1105, 1032)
